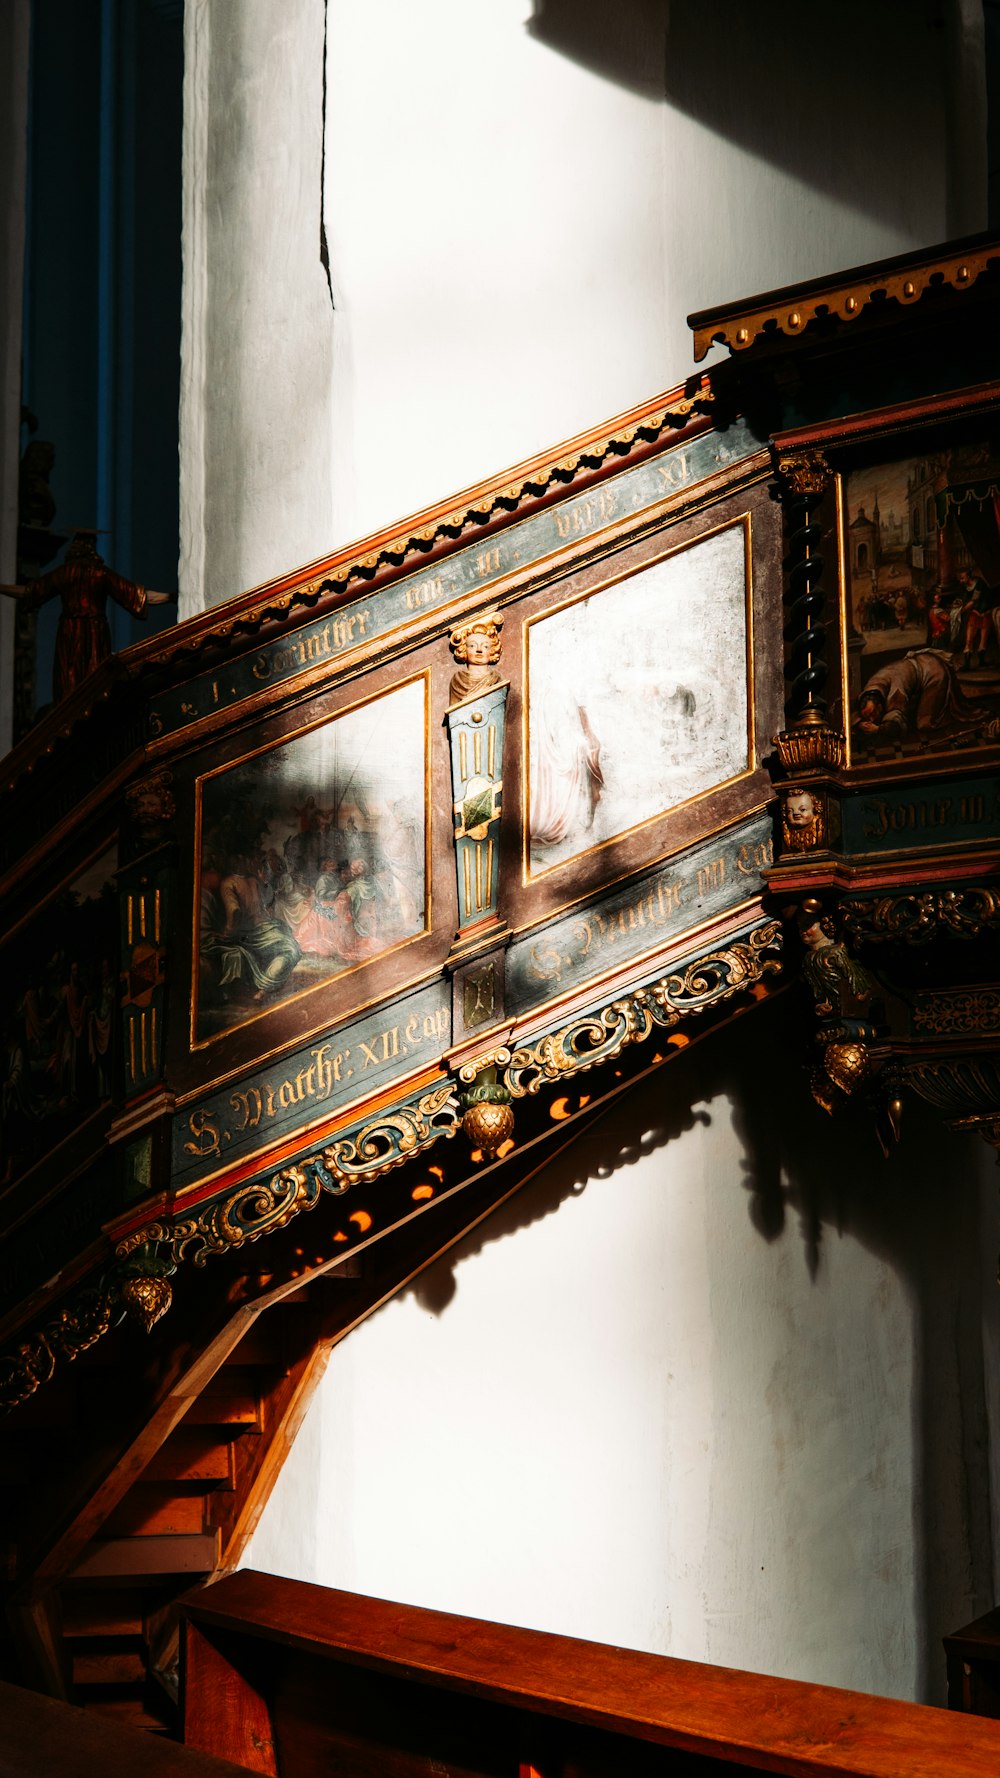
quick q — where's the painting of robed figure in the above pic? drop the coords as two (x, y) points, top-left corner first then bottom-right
(196, 678), (427, 1041)
(526, 521), (751, 875)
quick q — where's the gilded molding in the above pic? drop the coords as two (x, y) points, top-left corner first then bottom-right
(775, 450), (832, 499)
(504, 923), (782, 1097)
(773, 723), (845, 775)
(840, 888), (1000, 946)
(903, 1057), (1000, 1120)
(690, 243), (999, 361)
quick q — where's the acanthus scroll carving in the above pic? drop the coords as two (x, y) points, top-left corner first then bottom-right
(840, 888), (1000, 946)
(505, 924), (782, 1097)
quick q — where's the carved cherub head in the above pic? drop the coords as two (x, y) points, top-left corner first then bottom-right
(448, 610), (504, 706)
(450, 610), (503, 668)
(785, 790), (818, 828)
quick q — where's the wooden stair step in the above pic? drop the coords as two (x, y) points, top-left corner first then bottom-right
(143, 1430), (235, 1485)
(71, 1647), (147, 1687)
(219, 1324), (279, 1367)
(184, 1370), (260, 1428)
(103, 1485), (207, 1540)
(69, 1533), (219, 1580)
(79, 1691), (175, 1735)
(62, 1593), (144, 1639)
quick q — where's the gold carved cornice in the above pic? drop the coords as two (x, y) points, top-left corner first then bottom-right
(689, 238), (1000, 361)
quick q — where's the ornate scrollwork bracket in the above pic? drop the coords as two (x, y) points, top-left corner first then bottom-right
(144, 1085), (463, 1269)
(504, 923), (783, 1098)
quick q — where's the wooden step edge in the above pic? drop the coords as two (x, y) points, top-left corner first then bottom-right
(68, 1533), (219, 1581)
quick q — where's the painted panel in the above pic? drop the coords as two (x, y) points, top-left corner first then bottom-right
(507, 811), (773, 1016)
(526, 520), (751, 876)
(173, 978), (451, 1188)
(842, 440), (1000, 761)
(0, 847), (118, 1187)
(195, 677), (428, 1045)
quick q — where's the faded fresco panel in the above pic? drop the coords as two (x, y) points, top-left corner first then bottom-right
(196, 678), (427, 1040)
(844, 441), (1000, 759)
(527, 522), (750, 874)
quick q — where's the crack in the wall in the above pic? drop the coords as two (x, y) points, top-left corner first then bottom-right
(319, 0), (334, 310)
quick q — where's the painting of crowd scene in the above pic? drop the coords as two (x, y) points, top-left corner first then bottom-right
(527, 523), (749, 874)
(844, 439), (1000, 757)
(0, 849), (118, 1190)
(196, 680), (427, 1040)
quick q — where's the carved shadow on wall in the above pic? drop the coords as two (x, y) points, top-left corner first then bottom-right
(402, 989), (997, 1703)
(528, 0), (962, 234)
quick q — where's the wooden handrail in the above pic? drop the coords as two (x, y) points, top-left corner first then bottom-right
(180, 1570), (1000, 1777)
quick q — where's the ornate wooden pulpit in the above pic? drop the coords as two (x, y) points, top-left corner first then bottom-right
(2, 233), (1000, 1742)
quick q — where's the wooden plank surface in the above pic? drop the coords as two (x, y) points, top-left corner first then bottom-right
(0, 1677), (254, 1778)
(181, 1571), (1000, 1778)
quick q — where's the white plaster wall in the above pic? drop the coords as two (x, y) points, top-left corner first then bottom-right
(182, 0), (981, 610)
(246, 1000), (997, 1704)
(179, 0), (336, 615)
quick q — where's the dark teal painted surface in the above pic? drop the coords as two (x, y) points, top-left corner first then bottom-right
(171, 979), (451, 1186)
(841, 777), (1000, 854)
(506, 811), (774, 1015)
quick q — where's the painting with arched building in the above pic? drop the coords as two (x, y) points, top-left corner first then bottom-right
(843, 438), (1000, 758)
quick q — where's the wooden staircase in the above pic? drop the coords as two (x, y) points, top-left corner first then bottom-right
(1, 1114), (599, 1736)
(4, 1289), (339, 1734)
